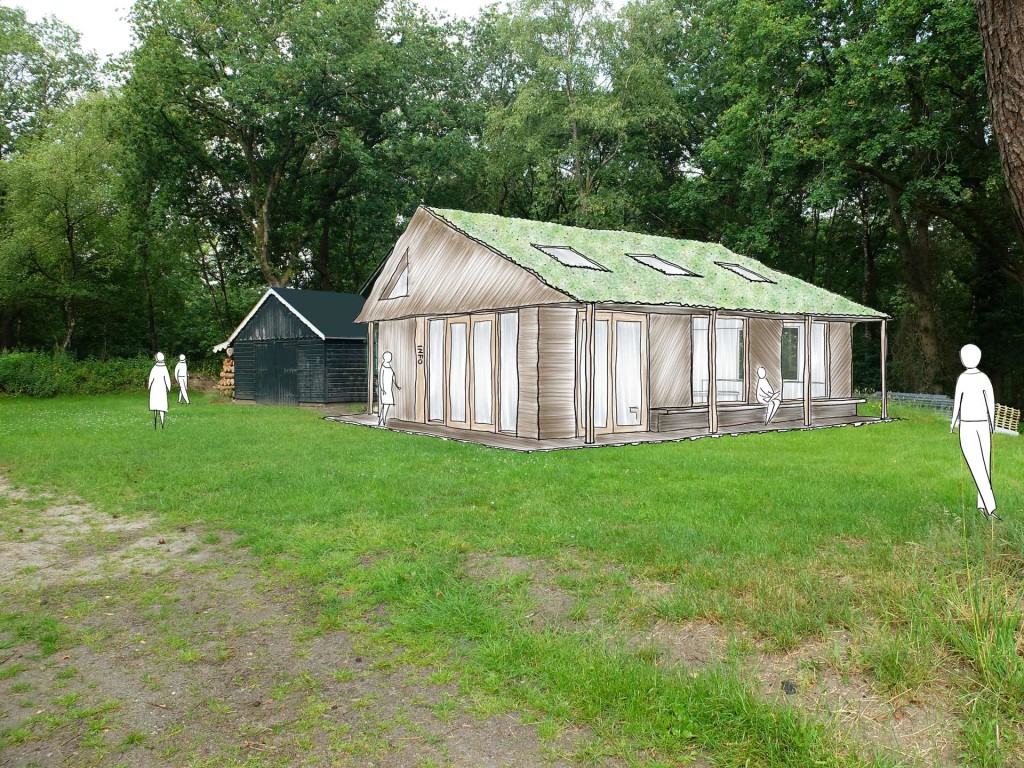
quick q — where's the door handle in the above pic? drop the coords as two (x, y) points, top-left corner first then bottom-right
(630, 406), (640, 416)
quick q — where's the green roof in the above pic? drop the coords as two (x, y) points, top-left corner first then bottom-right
(427, 208), (886, 319)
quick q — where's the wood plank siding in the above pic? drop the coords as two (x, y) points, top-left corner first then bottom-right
(517, 308), (540, 439)
(234, 299), (312, 342)
(828, 322), (853, 398)
(357, 208), (569, 322)
(233, 342), (256, 400)
(377, 319), (418, 421)
(649, 313), (691, 407)
(325, 340), (368, 403)
(297, 340), (325, 403)
(747, 317), (784, 401)
(537, 306), (578, 439)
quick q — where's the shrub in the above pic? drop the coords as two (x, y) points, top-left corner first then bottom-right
(0, 351), (156, 397)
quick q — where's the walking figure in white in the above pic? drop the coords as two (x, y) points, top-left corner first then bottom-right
(148, 352), (172, 430)
(755, 366), (782, 425)
(378, 351), (400, 426)
(950, 344), (1000, 520)
(174, 354), (190, 404)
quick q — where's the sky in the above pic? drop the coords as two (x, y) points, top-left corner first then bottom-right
(3, 0), (507, 61)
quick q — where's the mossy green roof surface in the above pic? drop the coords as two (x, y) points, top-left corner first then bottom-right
(427, 208), (886, 318)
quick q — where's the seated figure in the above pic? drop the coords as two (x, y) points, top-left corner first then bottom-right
(755, 366), (781, 424)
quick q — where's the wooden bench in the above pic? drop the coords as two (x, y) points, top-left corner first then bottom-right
(650, 398), (866, 433)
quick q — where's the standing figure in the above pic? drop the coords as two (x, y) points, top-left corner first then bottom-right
(755, 366), (782, 425)
(148, 352), (172, 429)
(378, 351), (400, 426)
(174, 354), (190, 404)
(950, 344), (1000, 520)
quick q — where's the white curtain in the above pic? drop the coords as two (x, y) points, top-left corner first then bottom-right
(499, 313), (519, 431)
(428, 319), (444, 420)
(594, 320), (609, 428)
(811, 322), (826, 398)
(692, 317), (709, 404)
(615, 320), (642, 425)
(782, 323), (804, 399)
(715, 318), (744, 402)
(473, 320), (493, 424)
(449, 322), (467, 422)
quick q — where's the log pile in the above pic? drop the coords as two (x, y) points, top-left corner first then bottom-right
(217, 350), (234, 396)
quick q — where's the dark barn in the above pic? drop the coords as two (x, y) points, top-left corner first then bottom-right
(215, 289), (367, 405)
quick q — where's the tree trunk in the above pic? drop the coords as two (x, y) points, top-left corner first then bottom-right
(61, 298), (75, 352)
(317, 210), (332, 291)
(976, 0), (1024, 245)
(2, 311), (14, 350)
(140, 242), (159, 354)
(881, 182), (942, 390)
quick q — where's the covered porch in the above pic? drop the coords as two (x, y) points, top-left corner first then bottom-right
(326, 409), (889, 453)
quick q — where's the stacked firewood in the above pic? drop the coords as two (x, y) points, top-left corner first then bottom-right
(217, 350), (234, 396)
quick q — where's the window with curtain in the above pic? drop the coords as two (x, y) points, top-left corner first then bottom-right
(692, 317), (745, 403)
(781, 322), (827, 399)
(811, 321), (827, 398)
(781, 324), (803, 399)
(499, 313), (518, 432)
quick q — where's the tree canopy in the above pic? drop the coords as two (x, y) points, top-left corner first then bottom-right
(0, 0), (1020, 404)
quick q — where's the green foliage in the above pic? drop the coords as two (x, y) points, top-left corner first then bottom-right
(0, 351), (153, 397)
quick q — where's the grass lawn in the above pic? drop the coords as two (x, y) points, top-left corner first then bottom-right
(1, 392), (1022, 766)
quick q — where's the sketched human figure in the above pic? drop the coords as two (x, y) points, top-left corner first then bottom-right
(377, 351), (400, 427)
(950, 344), (999, 520)
(755, 366), (782, 425)
(174, 354), (190, 404)
(147, 352), (172, 430)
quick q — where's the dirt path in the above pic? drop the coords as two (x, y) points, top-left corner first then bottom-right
(0, 478), (595, 768)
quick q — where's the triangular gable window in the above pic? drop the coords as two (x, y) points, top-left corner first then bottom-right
(383, 249), (409, 299)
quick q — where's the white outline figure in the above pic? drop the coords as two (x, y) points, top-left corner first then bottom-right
(378, 351), (400, 426)
(950, 344), (999, 520)
(174, 354), (190, 404)
(755, 366), (781, 425)
(148, 352), (172, 429)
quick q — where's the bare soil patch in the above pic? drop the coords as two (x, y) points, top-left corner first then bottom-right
(0, 479), (603, 768)
(465, 550), (963, 767)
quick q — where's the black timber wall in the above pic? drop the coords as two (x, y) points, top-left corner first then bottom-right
(231, 296), (365, 404)
(325, 339), (367, 403)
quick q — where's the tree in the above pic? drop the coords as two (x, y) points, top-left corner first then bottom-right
(975, 0), (1024, 252)
(0, 93), (125, 351)
(0, 7), (97, 155)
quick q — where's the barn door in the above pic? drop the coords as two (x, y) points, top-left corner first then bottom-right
(255, 343), (299, 405)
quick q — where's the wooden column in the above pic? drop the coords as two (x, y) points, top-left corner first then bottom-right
(802, 315), (812, 426)
(366, 321), (375, 416)
(585, 303), (596, 444)
(880, 319), (888, 419)
(708, 310), (718, 433)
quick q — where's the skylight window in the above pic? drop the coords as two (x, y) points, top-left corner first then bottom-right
(532, 244), (608, 271)
(716, 261), (773, 283)
(628, 253), (700, 277)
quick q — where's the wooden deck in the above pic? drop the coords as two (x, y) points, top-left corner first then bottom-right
(323, 412), (891, 452)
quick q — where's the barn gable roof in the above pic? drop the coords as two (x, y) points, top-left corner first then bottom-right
(214, 289), (366, 352)
(420, 208), (887, 319)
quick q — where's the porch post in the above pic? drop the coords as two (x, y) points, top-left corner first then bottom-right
(803, 315), (812, 426)
(880, 319), (888, 419)
(366, 321), (375, 416)
(708, 309), (718, 433)
(585, 303), (596, 445)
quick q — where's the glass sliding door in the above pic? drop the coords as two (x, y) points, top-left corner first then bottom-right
(428, 319), (445, 422)
(499, 312), (519, 433)
(811, 321), (827, 398)
(692, 316), (745, 403)
(471, 315), (495, 431)
(447, 317), (469, 426)
(781, 323), (803, 400)
(593, 319), (610, 431)
(614, 319), (643, 426)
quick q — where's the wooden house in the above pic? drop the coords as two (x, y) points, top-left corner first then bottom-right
(214, 288), (367, 406)
(352, 207), (889, 448)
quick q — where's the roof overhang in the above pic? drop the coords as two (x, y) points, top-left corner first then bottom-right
(212, 288), (326, 352)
